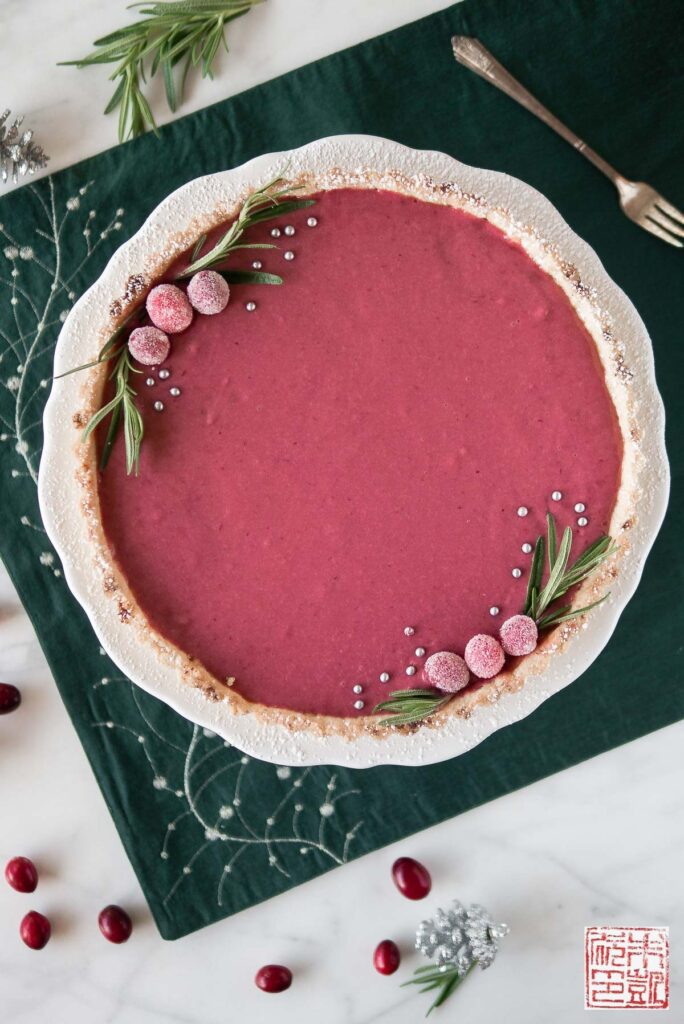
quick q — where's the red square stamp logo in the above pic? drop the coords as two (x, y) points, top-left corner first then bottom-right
(585, 926), (669, 1010)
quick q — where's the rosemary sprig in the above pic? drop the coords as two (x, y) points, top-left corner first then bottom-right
(373, 689), (451, 728)
(60, 0), (264, 141)
(402, 960), (478, 1016)
(523, 512), (615, 623)
(82, 347), (144, 474)
(175, 174), (315, 279)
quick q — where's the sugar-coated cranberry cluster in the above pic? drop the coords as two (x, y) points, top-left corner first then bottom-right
(127, 271), (230, 367)
(423, 614), (539, 693)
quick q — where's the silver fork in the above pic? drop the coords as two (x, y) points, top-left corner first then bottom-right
(452, 36), (684, 248)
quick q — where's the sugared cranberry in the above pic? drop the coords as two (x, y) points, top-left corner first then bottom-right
(0, 682), (21, 714)
(98, 904), (133, 943)
(374, 939), (401, 975)
(255, 964), (293, 993)
(391, 856), (431, 900)
(146, 283), (193, 334)
(187, 270), (230, 315)
(500, 614), (538, 656)
(20, 911), (51, 950)
(5, 856), (38, 893)
(128, 325), (170, 366)
(464, 634), (506, 679)
(423, 651), (470, 693)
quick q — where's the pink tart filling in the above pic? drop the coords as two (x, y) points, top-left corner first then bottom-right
(98, 188), (622, 717)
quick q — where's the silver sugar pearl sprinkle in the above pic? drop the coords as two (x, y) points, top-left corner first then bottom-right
(512, 567), (522, 579)
(551, 490), (562, 501)
(577, 516), (589, 527)
(283, 250), (295, 261)
(284, 225), (295, 236)
(307, 216), (318, 227)
(270, 227), (281, 237)
(153, 401), (164, 412)
(404, 626), (415, 636)
(158, 368), (170, 380)
(252, 260), (262, 270)
(574, 502), (586, 513)
(245, 301), (256, 312)
(352, 684), (363, 694)
(521, 542), (533, 554)
(169, 387), (181, 397)
(415, 647), (426, 658)
(517, 506), (528, 517)
(489, 606), (500, 616)
(405, 665), (417, 676)
(379, 672), (390, 683)
(353, 699), (365, 710)
(145, 377), (155, 387)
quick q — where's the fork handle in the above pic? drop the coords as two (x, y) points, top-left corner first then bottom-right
(451, 36), (626, 187)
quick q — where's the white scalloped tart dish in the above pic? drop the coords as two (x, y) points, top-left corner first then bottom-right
(39, 135), (668, 767)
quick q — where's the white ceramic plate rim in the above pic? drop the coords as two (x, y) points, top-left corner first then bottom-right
(39, 135), (669, 767)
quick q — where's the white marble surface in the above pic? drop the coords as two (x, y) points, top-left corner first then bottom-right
(1, 1), (682, 1021)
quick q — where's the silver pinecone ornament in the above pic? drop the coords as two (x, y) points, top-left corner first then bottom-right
(1, 110), (49, 185)
(404, 900), (509, 1014)
(416, 899), (509, 970)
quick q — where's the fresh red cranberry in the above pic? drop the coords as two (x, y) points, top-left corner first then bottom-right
(20, 911), (51, 950)
(98, 905), (133, 943)
(255, 964), (293, 993)
(374, 939), (401, 975)
(0, 682), (21, 714)
(391, 856), (432, 900)
(5, 856), (38, 893)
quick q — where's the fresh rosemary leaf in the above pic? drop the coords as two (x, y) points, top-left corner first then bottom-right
(523, 535), (545, 617)
(103, 77), (126, 115)
(162, 55), (176, 110)
(220, 270), (283, 286)
(536, 594), (609, 630)
(547, 511), (557, 571)
(567, 535), (614, 572)
(227, 242), (278, 250)
(402, 961), (478, 1016)
(54, 348), (124, 380)
(190, 232), (207, 262)
(535, 603), (572, 629)
(536, 526), (572, 617)
(246, 198), (316, 225)
(99, 401), (123, 472)
(374, 688), (451, 727)
(82, 391), (124, 441)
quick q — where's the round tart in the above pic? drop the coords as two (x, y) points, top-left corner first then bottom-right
(40, 136), (668, 766)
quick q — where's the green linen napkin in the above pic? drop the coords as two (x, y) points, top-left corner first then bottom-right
(1, 0), (682, 939)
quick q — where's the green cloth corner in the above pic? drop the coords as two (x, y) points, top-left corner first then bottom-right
(0, 0), (682, 939)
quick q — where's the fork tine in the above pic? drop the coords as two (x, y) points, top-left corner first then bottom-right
(641, 215), (684, 248)
(654, 196), (684, 228)
(649, 207), (684, 239)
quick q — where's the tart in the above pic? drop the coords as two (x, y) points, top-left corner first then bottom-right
(41, 137), (666, 767)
